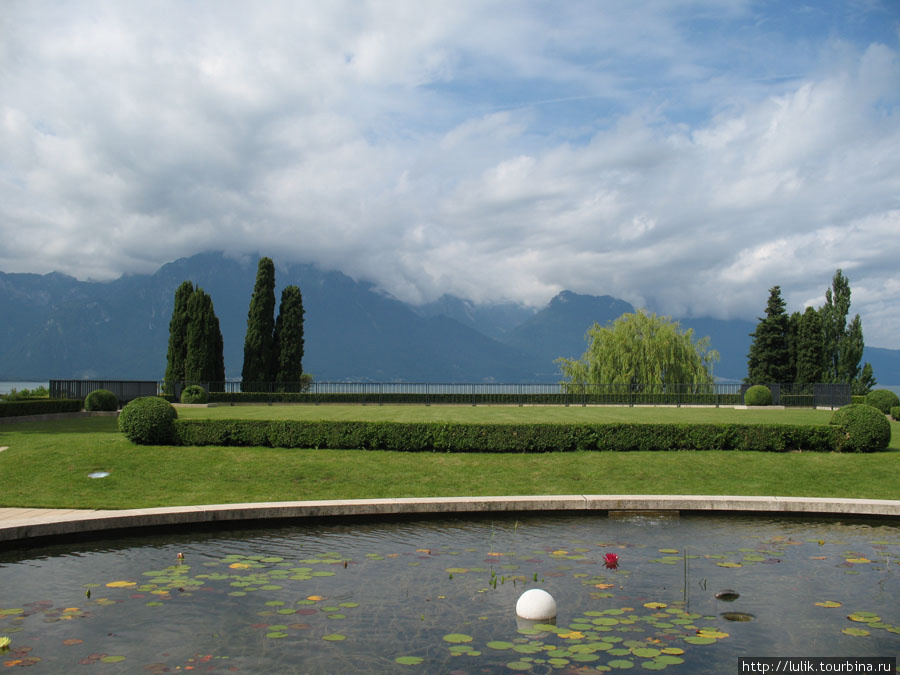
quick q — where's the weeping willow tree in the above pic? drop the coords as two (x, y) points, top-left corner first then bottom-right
(556, 310), (719, 392)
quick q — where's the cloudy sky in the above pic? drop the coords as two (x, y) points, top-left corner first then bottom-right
(2, 1), (899, 347)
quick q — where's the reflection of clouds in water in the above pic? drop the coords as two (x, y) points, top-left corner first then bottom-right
(0, 513), (897, 671)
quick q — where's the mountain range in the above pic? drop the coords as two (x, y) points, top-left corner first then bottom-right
(2, 251), (898, 384)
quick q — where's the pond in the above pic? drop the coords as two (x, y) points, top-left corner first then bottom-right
(1, 513), (898, 673)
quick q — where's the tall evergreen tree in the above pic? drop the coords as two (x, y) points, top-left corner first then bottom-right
(184, 288), (224, 384)
(819, 269), (853, 382)
(818, 269), (870, 388)
(164, 280), (195, 388)
(794, 306), (824, 384)
(745, 286), (792, 384)
(241, 257), (277, 390)
(273, 285), (305, 386)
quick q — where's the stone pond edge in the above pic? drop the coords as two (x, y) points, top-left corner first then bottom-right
(2, 495), (899, 544)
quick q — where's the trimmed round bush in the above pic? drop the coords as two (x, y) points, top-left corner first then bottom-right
(829, 404), (891, 452)
(865, 389), (900, 415)
(84, 389), (118, 412)
(892, 406), (900, 422)
(118, 397), (178, 445)
(744, 385), (772, 406)
(180, 385), (208, 404)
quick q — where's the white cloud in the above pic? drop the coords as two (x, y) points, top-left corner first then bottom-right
(1, 1), (899, 347)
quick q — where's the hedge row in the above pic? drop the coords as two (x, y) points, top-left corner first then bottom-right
(0, 398), (83, 418)
(207, 392), (748, 406)
(173, 419), (839, 452)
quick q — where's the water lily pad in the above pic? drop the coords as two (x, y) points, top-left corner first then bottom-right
(395, 656), (424, 665)
(266, 632), (289, 639)
(105, 581), (136, 588)
(100, 655), (126, 663)
(487, 641), (515, 650)
(841, 627), (870, 637)
(815, 601), (842, 608)
(322, 633), (346, 641)
(608, 659), (635, 668)
(443, 633), (473, 643)
(848, 612), (880, 623)
(632, 648), (661, 658)
(506, 661), (533, 670)
(642, 661), (668, 670)
(683, 636), (716, 645)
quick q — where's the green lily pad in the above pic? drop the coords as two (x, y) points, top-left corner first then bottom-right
(641, 662), (667, 670)
(487, 641), (515, 650)
(632, 648), (661, 658)
(506, 661), (532, 671)
(443, 633), (474, 643)
(395, 656), (424, 665)
(322, 633), (346, 641)
(100, 656), (126, 663)
(847, 612), (880, 622)
(841, 627), (870, 637)
(608, 659), (635, 669)
(683, 636), (716, 645)
(266, 632), (289, 639)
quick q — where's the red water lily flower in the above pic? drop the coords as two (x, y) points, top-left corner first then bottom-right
(604, 553), (619, 569)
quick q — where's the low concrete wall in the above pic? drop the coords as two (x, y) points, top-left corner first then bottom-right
(2, 495), (899, 544)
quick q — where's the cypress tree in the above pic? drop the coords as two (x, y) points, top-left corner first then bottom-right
(184, 288), (224, 384)
(274, 285), (305, 387)
(241, 257), (277, 390)
(164, 281), (195, 390)
(794, 306), (824, 384)
(745, 286), (792, 384)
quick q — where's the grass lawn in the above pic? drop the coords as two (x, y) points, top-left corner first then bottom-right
(0, 407), (897, 509)
(179, 404), (836, 424)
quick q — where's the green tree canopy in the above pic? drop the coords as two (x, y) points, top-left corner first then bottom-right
(274, 285), (305, 385)
(794, 306), (824, 384)
(556, 310), (719, 389)
(184, 287), (225, 386)
(819, 269), (871, 391)
(746, 286), (792, 384)
(242, 257), (277, 388)
(164, 280), (195, 386)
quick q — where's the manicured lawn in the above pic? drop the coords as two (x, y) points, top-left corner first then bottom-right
(179, 404), (835, 425)
(0, 408), (897, 509)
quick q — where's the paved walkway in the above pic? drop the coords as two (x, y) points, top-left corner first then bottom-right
(3, 495), (900, 545)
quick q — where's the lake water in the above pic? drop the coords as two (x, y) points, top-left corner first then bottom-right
(0, 382), (48, 396)
(1, 513), (898, 673)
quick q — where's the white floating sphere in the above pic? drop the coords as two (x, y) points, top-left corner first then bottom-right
(516, 588), (557, 620)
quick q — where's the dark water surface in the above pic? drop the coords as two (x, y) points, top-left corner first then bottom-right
(1, 513), (898, 673)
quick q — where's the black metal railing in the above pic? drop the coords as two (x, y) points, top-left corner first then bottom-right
(49, 380), (852, 408)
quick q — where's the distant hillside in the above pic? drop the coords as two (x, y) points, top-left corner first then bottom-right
(0, 253), (543, 382)
(1, 252), (897, 384)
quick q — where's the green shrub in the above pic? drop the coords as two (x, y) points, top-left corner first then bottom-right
(829, 404), (891, 452)
(118, 397), (178, 445)
(865, 389), (900, 414)
(892, 406), (900, 422)
(745, 385), (772, 406)
(84, 389), (118, 412)
(180, 385), (208, 404)
(173, 419), (838, 453)
(0, 399), (82, 418)
(851, 395), (866, 405)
